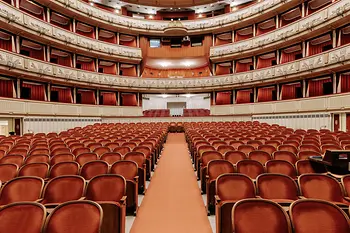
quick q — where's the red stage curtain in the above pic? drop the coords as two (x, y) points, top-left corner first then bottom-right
(216, 92), (231, 105)
(257, 57), (275, 69)
(0, 80), (13, 98)
(281, 83), (301, 100)
(308, 78), (332, 97)
(122, 93), (137, 106)
(236, 61), (252, 73)
(51, 87), (72, 103)
(309, 40), (332, 56)
(281, 51), (300, 63)
(101, 92), (116, 106)
(216, 64), (231, 75)
(100, 64), (116, 75)
(0, 38), (12, 51)
(258, 87), (275, 102)
(57, 56), (72, 67)
(80, 60), (95, 72)
(22, 83), (45, 101)
(340, 33), (350, 46)
(78, 90), (96, 104)
(236, 90), (252, 104)
(341, 74), (350, 93)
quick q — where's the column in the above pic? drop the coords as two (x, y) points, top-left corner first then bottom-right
(95, 26), (99, 40)
(96, 89), (100, 105)
(117, 62), (120, 75)
(303, 79), (307, 98)
(136, 35), (140, 47)
(340, 113), (347, 132)
(15, 0), (19, 8)
(232, 31), (235, 43)
(212, 63), (216, 75)
(212, 34), (215, 46)
(72, 18), (76, 32)
(11, 35), (16, 52)
(306, 41), (309, 56)
(302, 3), (306, 17)
(47, 83), (51, 102)
(232, 89), (236, 104)
(137, 92), (140, 106)
(117, 92), (121, 106)
(276, 50), (280, 65)
(47, 8), (50, 22)
(117, 32), (120, 45)
(73, 54), (76, 68)
(275, 15), (279, 29)
(15, 35), (20, 53)
(332, 30), (337, 48)
(276, 84), (280, 100)
(47, 45), (51, 62)
(73, 87), (77, 103)
(253, 24), (256, 37)
(137, 64), (141, 77)
(212, 91), (216, 105)
(16, 79), (20, 98)
(332, 73), (337, 94)
(96, 58), (99, 72)
(302, 41), (306, 57)
(253, 87), (257, 102)
(232, 61), (235, 73)
(253, 56), (257, 69)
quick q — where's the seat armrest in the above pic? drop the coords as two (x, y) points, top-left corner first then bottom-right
(343, 196), (350, 202)
(78, 197), (86, 200)
(120, 196), (127, 205)
(35, 198), (43, 202)
(256, 196), (263, 199)
(215, 195), (221, 204)
(205, 175), (209, 182)
(134, 176), (139, 182)
(298, 196), (306, 199)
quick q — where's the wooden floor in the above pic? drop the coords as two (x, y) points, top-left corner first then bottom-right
(130, 133), (212, 233)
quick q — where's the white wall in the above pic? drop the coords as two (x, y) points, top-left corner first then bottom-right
(142, 94), (210, 115)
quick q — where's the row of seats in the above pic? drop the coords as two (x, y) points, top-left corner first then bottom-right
(215, 173), (350, 233)
(183, 109), (210, 117)
(143, 109), (170, 117)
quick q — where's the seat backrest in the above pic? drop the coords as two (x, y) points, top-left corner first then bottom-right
(51, 148), (71, 156)
(217, 145), (235, 155)
(216, 173), (255, 201)
(273, 151), (298, 164)
(0, 155), (24, 167)
(224, 151), (247, 164)
(133, 146), (151, 158)
(298, 174), (345, 203)
(25, 154), (50, 164)
(0, 177), (44, 205)
(237, 145), (255, 155)
(43, 200), (102, 233)
(232, 199), (292, 233)
(341, 175), (350, 197)
(124, 152), (145, 168)
(201, 151), (223, 166)
(265, 160), (297, 179)
(75, 153), (98, 166)
(80, 161), (109, 180)
(18, 163), (49, 179)
(113, 146), (131, 156)
(49, 162), (80, 178)
(321, 144), (343, 154)
(0, 164), (18, 182)
(248, 151), (271, 164)
(299, 144), (320, 153)
(257, 145), (277, 154)
(236, 160), (264, 179)
(290, 199), (350, 233)
(72, 147), (91, 156)
(110, 160), (138, 180)
(50, 154), (75, 165)
(207, 160), (234, 181)
(7, 148), (28, 157)
(42, 176), (86, 204)
(295, 160), (326, 175)
(92, 147), (110, 157)
(277, 145), (298, 154)
(86, 174), (126, 202)
(99, 152), (122, 165)
(0, 202), (46, 233)
(256, 174), (299, 200)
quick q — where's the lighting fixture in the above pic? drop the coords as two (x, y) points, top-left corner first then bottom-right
(161, 94), (169, 98)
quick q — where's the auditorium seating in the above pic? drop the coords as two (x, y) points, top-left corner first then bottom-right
(143, 109), (170, 117)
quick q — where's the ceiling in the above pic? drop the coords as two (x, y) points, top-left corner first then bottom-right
(145, 57), (208, 69)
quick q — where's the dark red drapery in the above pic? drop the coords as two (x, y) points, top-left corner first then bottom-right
(236, 61), (252, 73)
(309, 40), (332, 56)
(340, 32), (350, 46)
(22, 83), (46, 101)
(0, 38), (12, 51)
(341, 74), (350, 93)
(308, 78), (332, 97)
(281, 83), (301, 100)
(78, 90), (96, 104)
(100, 64), (117, 75)
(122, 93), (137, 106)
(79, 60), (95, 72)
(101, 92), (116, 106)
(257, 57), (275, 69)
(258, 87), (275, 102)
(216, 92), (231, 105)
(51, 87), (72, 103)
(281, 51), (300, 63)
(236, 90), (252, 104)
(0, 80), (14, 98)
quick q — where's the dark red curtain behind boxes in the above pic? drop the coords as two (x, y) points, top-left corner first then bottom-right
(216, 64), (231, 75)
(101, 92), (116, 106)
(51, 87), (72, 103)
(308, 78), (332, 97)
(57, 55), (72, 67)
(0, 80), (13, 98)
(78, 90), (96, 104)
(100, 64), (117, 75)
(236, 61), (252, 73)
(309, 40), (332, 56)
(281, 51), (299, 63)
(236, 90), (252, 104)
(80, 60), (95, 72)
(341, 74), (350, 93)
(122, 93), (137, 106)
(22, 83), (45, 101)
(216, 92), (231, 105)
(340, 32), (350, 46)
(0, 38), (12, 51)
(257, 57), (275, 69)
(258, 87), (275, 102)
(281, 83), (301, 100)
(235, 31), (253, 42)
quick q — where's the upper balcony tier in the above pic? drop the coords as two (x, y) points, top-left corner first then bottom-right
(35, 0), (300, 35)
(210, 0), (350, 61)
(0, 43), (349, 92)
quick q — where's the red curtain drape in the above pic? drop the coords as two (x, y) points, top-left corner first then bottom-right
(340, 32), (350, 46)
(216, 64), (231, 75)
(120, 39), (137, 47)
(236, 90), (252, 104)
(235, 33), (252, 42)
(257, 57), (275, 69)
(309, 40), (332, 56)
(120, 66), (137, 76)
(57, 55), (72, 67)
(256, 25), (276, 36)
(281, 83), (301, 100)
(76, 25), (95, 38)
(100, 64), (116, 75)
(258, 87), (275, 102)
(0, 38), (12, 51)
(236, 61), (252, 73)
(216, 92), (231, 105)
(78, 90), (96, 104)
(281, 51), (300, 63)
(101, 92), (116, 106)
(341, 74), (350, 93)
(51, 87), (72, 103)
(0, 80), (14, 98)
(122, 93), (137, 106)
(80, 60), (95, 72)
(22, 83), (45, 101)
(308, 78), (332, 97)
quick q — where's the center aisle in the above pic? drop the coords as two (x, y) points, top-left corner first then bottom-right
(130, 133), (212, 233)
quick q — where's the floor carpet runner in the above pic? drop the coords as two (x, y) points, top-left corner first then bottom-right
(130, 133), (212, 233)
